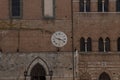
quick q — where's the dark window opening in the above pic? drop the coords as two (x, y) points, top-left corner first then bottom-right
(116, 0), (120, 12)
(11, 0), (21, 17)
(80, 37), (85, 52)
(80, 0), (84, 12)
(117, 38), (120, 51)
(87, 37), (92, 51)
(86, 0), (90, 12)
(98, 0), (109, 12)
(99, 37), (104, 52)
(79, 0), (90, 12)
(104, 0), (109, 12)
(98, 0), (102, 12)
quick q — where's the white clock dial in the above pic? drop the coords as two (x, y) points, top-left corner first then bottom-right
(51, 31), (67, 47)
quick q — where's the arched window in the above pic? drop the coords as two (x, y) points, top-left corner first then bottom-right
(79, 0), (90, 12)
(99, 37), (104, 52)
(80, 0), (84, 12)
(116, 0), (120, 12)
(80, 37), (85, 52)
(98, 0), (102, 12)
(87, 37), (92, 51)
(105, 37), (110, 52)
(117, 37), (120, 51)
(104, 0), (109, 12)
(30, 63), (46, 80)
(98, 0), (109, 12)
(99, 72), (111, 80)
(86, 0), (90, 12)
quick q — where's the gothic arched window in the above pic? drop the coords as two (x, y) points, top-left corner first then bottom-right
(99, 37), (104, 52)
(79, 0), (90, 12)
(87, 37), (92, 51)
(80, 37), (85, 52)
(98, 0), (109, 12)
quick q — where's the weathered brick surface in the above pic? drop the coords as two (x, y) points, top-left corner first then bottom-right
(0, 0), (119, 80)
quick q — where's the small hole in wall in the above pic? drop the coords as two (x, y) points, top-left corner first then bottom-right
(17, 48), (19, 52)
(0, 49), (2, 53)
(69, 67), (72, 70)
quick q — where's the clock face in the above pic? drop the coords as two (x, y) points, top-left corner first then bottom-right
(51, 31), (67, 47)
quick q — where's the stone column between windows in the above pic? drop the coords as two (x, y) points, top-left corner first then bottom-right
(85, 40), (87, 52)
(84, 0), (87, 12)
(102, 0), (104, 12)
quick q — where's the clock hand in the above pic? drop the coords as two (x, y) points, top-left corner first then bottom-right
(55, 37), (65, 43)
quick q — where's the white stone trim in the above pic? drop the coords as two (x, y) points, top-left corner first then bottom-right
(27, 57), (49, 76)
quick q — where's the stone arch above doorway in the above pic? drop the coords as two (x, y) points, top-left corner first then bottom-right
(26, 57), (50, 76)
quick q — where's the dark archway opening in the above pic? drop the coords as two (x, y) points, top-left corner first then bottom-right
(30, 63), (46, 80)
(99, 72), (111, 80)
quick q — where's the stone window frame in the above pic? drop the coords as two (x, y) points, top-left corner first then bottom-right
(9, 0), (23, 19)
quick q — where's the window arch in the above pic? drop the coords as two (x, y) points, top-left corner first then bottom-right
(99, 72), (111, 80)
(99, 37), (104, 52)
(80, 37), (85, 52)
(105, 37), (110, 52)
(117, 37), (120, 51)
(116, 0), (120, 12)
(30, 63), (46, 80)
(87, 37), (92, 51)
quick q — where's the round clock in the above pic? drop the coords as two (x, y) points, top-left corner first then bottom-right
(51, 31), (67, 47)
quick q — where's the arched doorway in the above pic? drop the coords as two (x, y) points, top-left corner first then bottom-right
(30, 63), (46, 80)
(99, 72), (111, 80)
